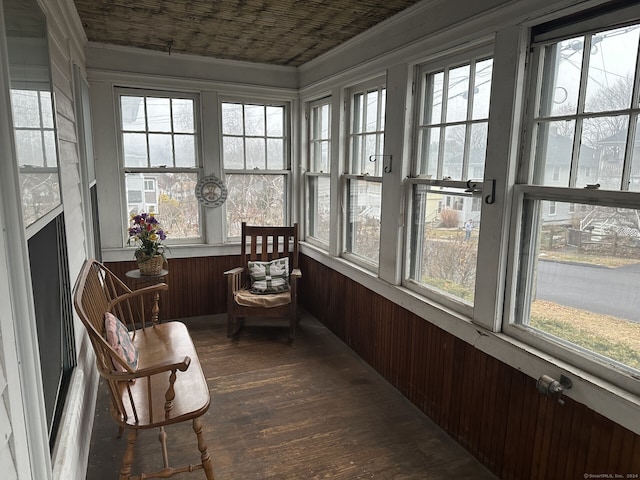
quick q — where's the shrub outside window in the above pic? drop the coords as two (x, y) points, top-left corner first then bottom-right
(118, 90), (200, 240)
(221, 101), (289, 238)
(408, 53), (493, 307)
(511, 13), (640, 390)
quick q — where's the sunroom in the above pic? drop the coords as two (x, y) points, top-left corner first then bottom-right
(0, 0), (639, 478)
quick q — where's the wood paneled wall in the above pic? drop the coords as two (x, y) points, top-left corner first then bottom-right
(106, 254), (640, 478)
(105, 255), (239, 320)
(298, 255), (640, 480)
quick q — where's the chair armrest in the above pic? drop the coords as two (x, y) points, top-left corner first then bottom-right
(224, 267), (244, 276)
(107, 283), (169, 311)
(291, 268), (302, 278)
(107, 282), (169, 328)
(103, 355), (191, 381)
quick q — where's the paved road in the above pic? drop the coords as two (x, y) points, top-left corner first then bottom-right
(536, 260), (640, 323)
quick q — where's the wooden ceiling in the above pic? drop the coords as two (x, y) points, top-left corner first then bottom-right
(72, 0), (423, 67)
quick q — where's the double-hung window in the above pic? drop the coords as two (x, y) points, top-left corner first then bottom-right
(220, 100), (289, 238)
(509, 6), (640, 393)
(407, 52), (493, 309)
(118, 89), (200, 240)
(344, 79), (386, 268)
(306, 98), (331, 247)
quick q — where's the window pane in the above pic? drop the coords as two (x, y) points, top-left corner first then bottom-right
(585, 26), (639, 113)
(533, 120), (575, 186)
(519, 199), (640, 372)
(20, 172), (60, 227)
(539, 38), (582, 117)
(172, 98), (194, 133)
(246, 137), (266, 169)
(425, 71), (444, 124)
(15, 130), (44, 166)
(347, 179), (381, 264)
(380, 88), (386, 131)
(410, 186), (479, 303)
(11, 89), (40, 127)
(40, 91), (53, 128)
(222, 136), (244, 169)
(469, 122), (488, 177)
(352, 93), (364, 134)
(44, 130), (57, 166)
(123, 133), (148, 167)
(472, 58), (493, 120)
(446, 64), (470, 123)
(267, 138), (284, 169)
(442, 124), (465, 179)
(351, 135), (363, 174)
(320, 104), (329, 138)
(363, 134), (378, 175)
(225, 174), (285, 237)
(174, 134), (196, 167)
(121, 96), (145, 131)
(125, 172), (199, 239)
(146, 97), (171, 132)
(149, 133), (172, 167)
(222, 103), (243, 135)
(244, 105), (265, 136)
(417, 126), (440, 177)
(308, 175), (330, 244)
(266, 106), (283, 136)
(579, 115), (628, 189)
(365, 90), (379, 132)
(311, 140), (330, 172)
(629, 116), (640, 192)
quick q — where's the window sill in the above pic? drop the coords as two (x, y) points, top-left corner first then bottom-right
(300, 242), (640, 436)
(101, 243), (240, 262)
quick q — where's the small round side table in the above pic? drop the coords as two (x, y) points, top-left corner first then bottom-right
(125, 268), (169, 288)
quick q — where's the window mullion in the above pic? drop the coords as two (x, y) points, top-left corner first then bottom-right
(437, 69), (450, 179)
(569, 35), (592, 188)
(622, 41), (640, 190)
(621, 113), (637, 190)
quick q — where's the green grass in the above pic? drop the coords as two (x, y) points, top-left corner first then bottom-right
(530, 316), (640, 370)
(422, 276), (474, 302)
(539, 250), (639, 268)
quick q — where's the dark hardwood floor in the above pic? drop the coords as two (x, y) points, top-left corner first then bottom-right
(86, 313), (497, 479)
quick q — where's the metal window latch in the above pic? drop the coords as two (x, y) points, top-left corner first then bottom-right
(536, 374), (572, 405)
(368, 154), (393, 173)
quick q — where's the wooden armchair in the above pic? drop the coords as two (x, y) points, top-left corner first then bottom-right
(224, 223), (301, 341)
(73, 260), (215, 480)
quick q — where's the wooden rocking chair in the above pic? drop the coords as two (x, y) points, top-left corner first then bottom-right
(224, 223), (301, 341)
(73, 259), (215, 480)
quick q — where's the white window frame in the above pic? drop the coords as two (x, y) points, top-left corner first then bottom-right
(219, 96), (291, 240)
(404, 47), (494, 316)
(115, 87), (202, 244)
(305, 97), (332, 249)
(503, 5), (640, 397)
(342, 77), (386, 271)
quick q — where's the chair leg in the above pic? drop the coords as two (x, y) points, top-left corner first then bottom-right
(227, 315), (244, 339)
(193, 417), (215, 480)
(119, 428), (137, 480)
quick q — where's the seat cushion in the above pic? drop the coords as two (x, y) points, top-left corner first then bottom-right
(234, 288), (291, 308)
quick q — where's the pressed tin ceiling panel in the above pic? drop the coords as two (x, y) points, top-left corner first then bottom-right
(73, 0), (423, 67)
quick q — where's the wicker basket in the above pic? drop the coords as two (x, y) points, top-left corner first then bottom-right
(137, 255), (164, 276)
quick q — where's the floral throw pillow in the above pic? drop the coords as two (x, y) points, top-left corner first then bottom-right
(248, 257), (290, 294)
(104, 312), (139, 372)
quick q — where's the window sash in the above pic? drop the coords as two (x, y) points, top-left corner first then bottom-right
(505, 185), (640, 396)
(413, 54), (493, 181)
(306, 172), (331, 246)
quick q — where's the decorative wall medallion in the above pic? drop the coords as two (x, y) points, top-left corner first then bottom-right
(195, 175), (228, 207)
